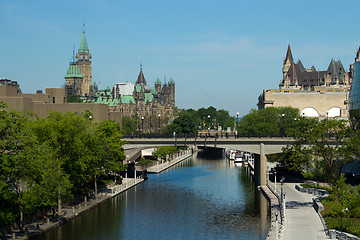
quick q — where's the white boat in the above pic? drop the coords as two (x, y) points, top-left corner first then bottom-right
(234, 152), (244, 163)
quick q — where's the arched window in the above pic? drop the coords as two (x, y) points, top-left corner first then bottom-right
(301, 107), (319, 117)
(327, 107), (341, 117)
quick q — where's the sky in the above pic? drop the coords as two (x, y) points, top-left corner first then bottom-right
(1, 0), (360, 116)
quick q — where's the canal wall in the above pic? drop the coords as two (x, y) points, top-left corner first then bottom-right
(247, 161), (286, 240)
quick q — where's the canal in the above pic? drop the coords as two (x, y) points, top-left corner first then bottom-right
(37, 150), (270, 240)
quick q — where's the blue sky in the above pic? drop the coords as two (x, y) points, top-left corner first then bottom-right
(1, 0), (360, 116)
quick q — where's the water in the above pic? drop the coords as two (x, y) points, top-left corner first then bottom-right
(37, 152), (270, 240)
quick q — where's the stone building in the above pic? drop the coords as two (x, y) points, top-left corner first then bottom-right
(64, 29), (177, 129)
(258, 45), (349, 119)
(65, 30), (93, 97)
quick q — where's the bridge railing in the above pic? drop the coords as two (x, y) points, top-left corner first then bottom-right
(122, 133), (292, 139)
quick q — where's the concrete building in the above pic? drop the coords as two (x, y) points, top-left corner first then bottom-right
(258, 45), (349, 119)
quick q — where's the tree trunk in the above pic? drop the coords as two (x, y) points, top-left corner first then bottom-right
(94, 174), (98, 202)
(18, 192), (23, 228)
(58, 189), (62, 216)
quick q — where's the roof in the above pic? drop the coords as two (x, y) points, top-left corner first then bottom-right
(79, 31), (89, 53)
(284, 44), (294, 64)
(136, 67), (147, 86)
(168, 77), (175, 84)
(121, 95), (136, 104)
(65, 64), (84, 78)
(149, 87), (157, 95)
(145, 93), (154, 104)
(135, 84), (142, 93)
(155, 78), (161, 84)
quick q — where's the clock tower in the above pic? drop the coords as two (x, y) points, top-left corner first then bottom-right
(76, 30), (92, 96)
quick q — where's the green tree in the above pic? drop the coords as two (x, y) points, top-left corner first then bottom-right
(152, 146), (178, 161)
(237, 107), (300, 136)
(122, 116), (137, 134)
(283, 118), (350, 199)
(87, 120), (127, 200)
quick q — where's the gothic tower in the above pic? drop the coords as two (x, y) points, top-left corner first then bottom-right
(168, 77), (175, 107)
(76, 30), (92, 96)
(155, 78), (161, 93)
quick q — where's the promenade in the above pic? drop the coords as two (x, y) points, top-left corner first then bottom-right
(147, 149), (192, 173)
(283, 183), (328, 240)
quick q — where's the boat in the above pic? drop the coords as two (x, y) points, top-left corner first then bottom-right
(234, 152), (244, 163)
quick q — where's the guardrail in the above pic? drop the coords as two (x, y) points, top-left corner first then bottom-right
(267, 179), (286, 240)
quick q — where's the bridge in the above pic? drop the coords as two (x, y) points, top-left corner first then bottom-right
(123, 137), (295, 186)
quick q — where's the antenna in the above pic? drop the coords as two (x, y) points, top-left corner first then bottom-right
(164, 75), (167, 84)
(140, 60), (142, 70)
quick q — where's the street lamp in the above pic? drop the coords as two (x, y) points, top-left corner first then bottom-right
(208, 115), (210, 130)
(158, 114), (161, 134)
(281, 113), (285, 137)
(280, 177), (285, 204)
(274, 171), (277, 193)
(141, 117), (144, 134)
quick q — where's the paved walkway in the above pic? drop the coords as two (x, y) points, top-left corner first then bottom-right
(283, 183), (328, 240)
(147, 150), (192, 173)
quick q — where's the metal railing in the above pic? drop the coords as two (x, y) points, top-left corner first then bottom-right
(267, 179), (287, 240)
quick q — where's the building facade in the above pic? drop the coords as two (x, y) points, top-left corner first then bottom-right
(64, 30), (176, 128)
(258, 45), (349, 119)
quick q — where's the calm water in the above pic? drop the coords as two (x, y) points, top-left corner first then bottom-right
(37, 152), (270, 240)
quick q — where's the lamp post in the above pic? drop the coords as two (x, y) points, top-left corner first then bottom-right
(141, 117), (144, 134)
(280, 177), (284, 204)
(281, 113), (285, 137)
(208, 115), (210, 130)
(158, 114), (161, 134)
(274, 171), (277, 193)
(275, 211), (279, 240)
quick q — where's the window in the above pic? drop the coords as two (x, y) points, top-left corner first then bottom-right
(53, 97), (55, 103)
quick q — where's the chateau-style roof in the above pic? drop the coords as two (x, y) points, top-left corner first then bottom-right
(79, 30), (89, 53)
(282, 45), (347, 87)
(285, 44), (293, 64)
(65, 63), (83, 78)
(155, 78), (161, 84)
(145, 93), (154, 104)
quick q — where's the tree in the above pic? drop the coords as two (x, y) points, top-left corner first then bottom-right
(87, 120), (127, 200)
(236, 107), (301, 136)
(122, 116), (138, 134)
(283, 117), (350, 199)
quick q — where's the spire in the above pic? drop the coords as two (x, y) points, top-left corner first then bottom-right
(79, 30), (89, 53)
(285, 44), (294, 64)
(136, 64), (147, 87)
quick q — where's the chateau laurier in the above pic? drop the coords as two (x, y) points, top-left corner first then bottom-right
(0, 29), (176, 125)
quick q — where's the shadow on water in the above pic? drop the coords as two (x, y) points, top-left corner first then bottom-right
(196, 147), (224, 160)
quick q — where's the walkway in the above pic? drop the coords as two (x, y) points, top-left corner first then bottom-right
(147, 150), (192, 173)
(283, 183), (328, 240)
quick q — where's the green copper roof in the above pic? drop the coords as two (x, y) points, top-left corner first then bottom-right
(145, 93), (154, 104)
(65, 64), (84, 78)
(135, 84), (142, 93)
(168, 77), (175, 84)
(79, 31), (89, 53)
(155, 78), (161, 84)
(150, 87), (157, 95)
(121, 95), (136, 104)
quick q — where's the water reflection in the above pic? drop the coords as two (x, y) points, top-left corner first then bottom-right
(37, 151), (270, 240)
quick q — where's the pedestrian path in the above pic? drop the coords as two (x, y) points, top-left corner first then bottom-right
(147, 150), (192, 173)
(283, 183), (328, 240)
